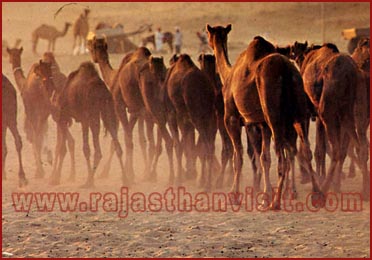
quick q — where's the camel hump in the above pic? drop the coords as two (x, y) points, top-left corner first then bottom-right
(322, 43), (339, 53)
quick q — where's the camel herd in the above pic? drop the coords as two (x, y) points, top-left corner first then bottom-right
(3, 22), (370, 210)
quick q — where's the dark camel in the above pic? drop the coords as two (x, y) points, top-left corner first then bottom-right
(49, 61), (125, 187)
(164, 53), (217, 189)
(2, 74), (28, 187)
(297, 43), (368, 199)
(88, 37), (175, 183)
(41, 52), (76, 183)
(198, 53), (263, 190)
(207, 24), (322, 209)
(7, 47), (53, 179)
(32, 22), (71, 54)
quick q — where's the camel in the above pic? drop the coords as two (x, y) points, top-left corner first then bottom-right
(41, 52), (77, 183)
(206, 24), (323, 209)
(198, 53), (264, 190)
(88, 37), (175, 183)
(48, 61), (125, 187)
(163, 53), (217, 189)
(142, 32), (174, 53)
(2, 74), (28, 187)
(32, 22), (71, 54)
(7, 46), (55, 179)
(72, 8), (90, 55)
(295, 42), (368, 199)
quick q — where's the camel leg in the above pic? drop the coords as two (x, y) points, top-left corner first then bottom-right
(215, 116), (233, 188)
(246, 125), (262, 193)
(259, 124), (273, 209)
(87, 118), (103, 187)
(270, 149), (289, 210)
(224, 113), (243, 195)
(347, 144), (357, 178)
(137, 115), (148, 175)
(2, 126), (7, 180)
(156, 124), (176, 185)
(182, 121), (197, 181)
(98, 140), (115, 179)
(50, 124), (67, 185)
(315, 118), (327, 183)
(149, 126), (163, 182)
(32, 121), (46, 179)
(356, 128), (370, 200)
(66, 129), (76, 182)
(9, 123), (28, 187)
(145, 118), (155, 180)
(168, 111), (182, 185)
(80, 122), (93, 188)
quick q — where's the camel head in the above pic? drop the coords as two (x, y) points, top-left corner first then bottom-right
(65, 22), (72, 28)
(198, 53), (216, 72)
(35, 60), (53, 80)
(84, 8), (90, 17)
(88, 36), (108, 63)
(352, 37), (370, 71)
(169, 54), (179, 66)
(7, 47), (23, 66)
(206, 24), (231, 51)
(42, 52), (56, 64)
(149, 56), (166, 82)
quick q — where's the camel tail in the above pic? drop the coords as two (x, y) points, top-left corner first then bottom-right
(100, 88), (118, 139)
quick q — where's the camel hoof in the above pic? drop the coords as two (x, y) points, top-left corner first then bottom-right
(19, 177), (29, 187)
(311, 192), (325, 208)
(215, 179), (224, 189)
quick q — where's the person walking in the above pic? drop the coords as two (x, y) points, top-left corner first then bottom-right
(155, 27), (163, 52)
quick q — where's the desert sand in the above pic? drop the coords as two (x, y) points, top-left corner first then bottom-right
(2, 2), (370, 258)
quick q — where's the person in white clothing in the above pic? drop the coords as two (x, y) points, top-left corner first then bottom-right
(174, 26), (182, 54)
(155, 27), (163, 52)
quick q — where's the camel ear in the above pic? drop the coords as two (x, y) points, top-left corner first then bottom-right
(198, 53), (203, 62)
(226, 24), (232, 33)
(305, 41), (308, 47)
(206, 24), (213, 33)
(6, 47), (10, 54)
(20, 47), (23, 54)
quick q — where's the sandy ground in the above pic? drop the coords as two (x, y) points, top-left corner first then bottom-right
(2, 2), (370, 258)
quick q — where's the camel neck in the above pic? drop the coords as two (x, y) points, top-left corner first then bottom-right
(213, 42), (232, 86)
(98, 60), (116, 90)
(12, 63), (26, 92)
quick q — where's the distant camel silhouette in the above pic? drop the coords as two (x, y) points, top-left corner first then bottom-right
(142, 32), (173, 53)
(32, 22), (71, 54)
(2, 74), (28, 187)
(296, 43), (367, 199)
(7, 47), (54, 178)
(207, 24), (322, 209)
(164, 54), (217, 189)
(72, 8), (90, 55)
(49, 61), (125, 187)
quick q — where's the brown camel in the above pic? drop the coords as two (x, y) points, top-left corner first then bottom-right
(2, 74), (28, 187)
(198, 53), (264, 190)
(142, 32), (174, 53)
(72, 8), (90, 55)
(296, 43), (368, 199)
(41, 52), (77, 183)
(32, 22), (71, 54)
(348, 38), (370, 192)
(49, 61), (125, 187)
(89, 37), (175, 182)
(207, 24), (323, 209)
(163, 53), (217, 189)
(7, 46), (55, 179)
